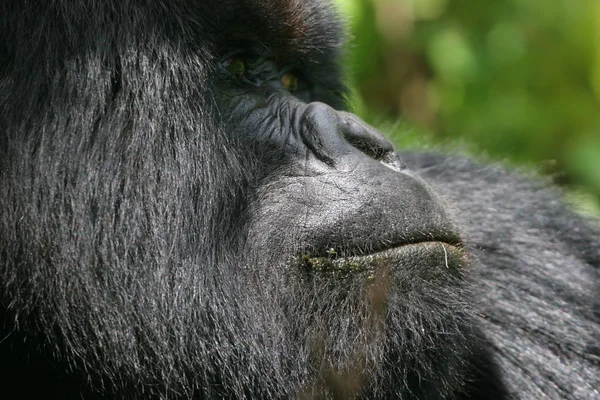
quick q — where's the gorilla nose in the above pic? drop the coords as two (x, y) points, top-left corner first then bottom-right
(300, 102), (406, 171)
(338, 111), (407, 171)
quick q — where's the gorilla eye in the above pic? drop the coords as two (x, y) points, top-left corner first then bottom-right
(224, 57), (246, 79)
(281, 72), (299, 92)
(221, 53), (302, 91)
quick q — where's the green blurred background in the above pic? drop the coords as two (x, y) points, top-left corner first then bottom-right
(336, 0), (600, 215)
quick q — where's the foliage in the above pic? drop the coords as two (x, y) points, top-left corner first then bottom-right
(337, 0), (600, 209)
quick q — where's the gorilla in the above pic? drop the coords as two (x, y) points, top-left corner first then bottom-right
(0, 0), (598, 399)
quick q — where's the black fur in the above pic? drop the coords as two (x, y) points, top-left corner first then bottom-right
(404, 153), (600, 399)
(1, 0), (598, 399)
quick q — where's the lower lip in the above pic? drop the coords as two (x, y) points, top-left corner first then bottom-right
(301, 241), (465, 275)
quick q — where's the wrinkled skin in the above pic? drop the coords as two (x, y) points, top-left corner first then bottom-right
(0, 0), (598, 399)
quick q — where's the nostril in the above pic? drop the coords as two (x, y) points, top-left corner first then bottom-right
(339, 112), (407, 172)
(299, 102), (407, 172)
(341, 114), (392, 158)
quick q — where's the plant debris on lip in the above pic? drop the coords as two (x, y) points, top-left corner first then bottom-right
(299, 241), (464, 278)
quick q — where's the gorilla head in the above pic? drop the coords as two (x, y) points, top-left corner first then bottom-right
(1, 0), (598, 399)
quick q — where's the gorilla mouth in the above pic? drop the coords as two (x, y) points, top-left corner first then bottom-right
(300, 240), (466, 276)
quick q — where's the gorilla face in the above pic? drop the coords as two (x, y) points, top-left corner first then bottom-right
(204, 12), (474, 399)
(214, 30), (462, 260)
(223, 72), (462, 266)
(0, 0), (503, 398)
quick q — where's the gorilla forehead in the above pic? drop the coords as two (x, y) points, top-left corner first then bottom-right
(206, 0), (345, 54)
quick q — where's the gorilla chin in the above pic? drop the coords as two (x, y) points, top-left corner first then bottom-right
(279, 240), (474, 399)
